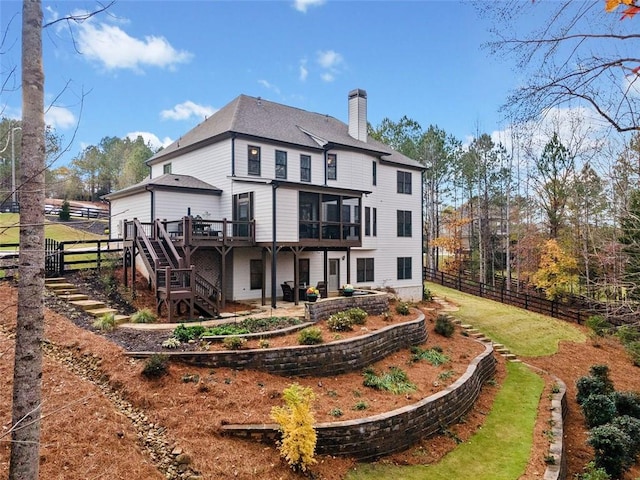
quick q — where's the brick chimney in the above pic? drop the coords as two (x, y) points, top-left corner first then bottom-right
(348, 88), (367, 142)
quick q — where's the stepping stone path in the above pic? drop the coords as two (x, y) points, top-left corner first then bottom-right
(433, 296), (520, 363)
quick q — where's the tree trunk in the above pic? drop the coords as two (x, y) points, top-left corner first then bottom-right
(9, 1), (45, 479)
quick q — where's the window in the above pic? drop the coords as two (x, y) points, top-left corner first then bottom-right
(163, 163), (172, 174)
(299, 259), (310, 286)
(397, 170), (412, 194)
(365, 206), (371, 236)
(300, 154), (311, 182)
(327, 153), (337, 180)
(397, 257), (412, 280)
(275, 150), (287, 179)
(248, 146), (261, 176)
(250, 259), (263, 290)
(397, 210), (412, 237)
(357, 258), (374, 282)
(233, 192), (253, 237)
(372, 161), (377, 186)
(373, 207), (377, 236)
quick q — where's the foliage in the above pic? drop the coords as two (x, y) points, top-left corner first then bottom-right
(618, 189), (640, 300)
(58, 200), (71, 221)
(611, 415), (640, 456)
(616, 325), (640, 345)
(327, 312), (353, 331)
(587, 424), (634, 478)
(306, 286), (319, 296)
(130, 308), (157, 324)
(205, 324), (250, 336)
(423, 285), (433, 301)
(531, 239), (578, 300)
(222, 336), (247, 350)
(577, 461), (611, 480)
(203, 316), (302, 336)
(270, 383), (317, 472)
(345, 307), (368, 325)
(92, 312), (118, 332)
(353, 401), (369, 411)
(161, 337), (181, 349)
(612, 391), (640, 418)
(298, 327), (323, 345)
(173, 324), (205, 342)
(410, 346), (450, 366)
(434, 314), (455, 337)
(259, 338), (270, 349)
(395, 302), (410, 315)
(576, 368), (614, 406)
(586, 315), (613, 337)
(362, 366), (417, 394)
(141, 354), (169, 379)
(329, 408), (343, 418)
(589, 364), (615, 393)
(624, 341), (640, 366)
(581, 394), (617, 429)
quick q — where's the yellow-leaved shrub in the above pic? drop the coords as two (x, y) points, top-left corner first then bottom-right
(270, 383), (317, 471)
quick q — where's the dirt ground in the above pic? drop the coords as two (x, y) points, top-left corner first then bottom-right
(1, 277), (639, 479)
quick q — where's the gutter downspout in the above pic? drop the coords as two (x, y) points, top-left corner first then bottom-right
(146, 186), (155, 221)
(271, 181), (279, 309)
(231, 133), (236, 176)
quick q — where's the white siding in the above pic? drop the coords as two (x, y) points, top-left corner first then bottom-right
(155, 191), (221, 221)
(109, 191), (151, 239)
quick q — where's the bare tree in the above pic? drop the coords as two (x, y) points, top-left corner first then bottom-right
(482, 0), (640, 132)
(9, 2), (45, 479)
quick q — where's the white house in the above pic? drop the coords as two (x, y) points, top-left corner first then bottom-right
(105, 89), (424, 317)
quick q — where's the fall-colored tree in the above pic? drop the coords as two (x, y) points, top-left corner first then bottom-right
(532, 239), (579, 300)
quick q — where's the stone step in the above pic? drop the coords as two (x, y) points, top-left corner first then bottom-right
(469, 332), (485, 339)
(70, 299), (107, 311)
(493, 343), (505, 350)
(460, 324), (473, 330)
(47, 282), (77, 291)
(479, 336), (492, 343)
(502, 353), (518, 360)
(53, 288), (81, 296)
(495, 347), (511, 355)
(451, 318), (462, 325)
(57, 293), (89, 301)
(86, 307), (119, 318)
(114, 314), (131, 323)
(45, 277), (68, 284)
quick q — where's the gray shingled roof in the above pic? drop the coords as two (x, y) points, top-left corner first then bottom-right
(103, 174), (221, 200)
(148, 94), (423, 170)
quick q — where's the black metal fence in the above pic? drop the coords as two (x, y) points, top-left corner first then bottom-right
(423, 268), (589, 324)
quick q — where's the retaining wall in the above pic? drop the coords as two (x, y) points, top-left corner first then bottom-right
(128, 311), (427, 377)
(221, 341), (497, 460)
(305, 291), (389, 322)
(543, 377), (568, 480)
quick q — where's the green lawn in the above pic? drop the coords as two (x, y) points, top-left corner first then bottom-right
(426, 282), (586, 357)
(346, 362), (544, 480)
(0, 213), (105, 247)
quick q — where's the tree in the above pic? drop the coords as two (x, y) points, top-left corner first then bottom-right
(532, 239), (579, 300)
(484, 0), (640, 132)
(10, 2), (45, 478)
(618, 189), (640, 299)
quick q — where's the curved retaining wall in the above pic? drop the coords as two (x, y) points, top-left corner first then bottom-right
(128, 311), (427, 377)
(543, 376), (568, 480)
(221, 342), (497, 460)
(305, 291), (389, 322)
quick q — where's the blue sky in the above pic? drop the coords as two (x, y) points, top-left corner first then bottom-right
(2, 1), (539, 167)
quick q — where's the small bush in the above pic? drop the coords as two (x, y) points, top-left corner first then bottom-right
(298, 327), (323, 345)
(581, 394), (617, 429)
(130, 308), (157, 324)
(576, 376), (610, 406)
(222, 336), (247, 350)
(587, 423), (634, 478)
(161, 337), (181, 349)
(92, 312), (118, 332)
(423, 285), (433, 302)
(259, 338), (270, 349)
(577, 461), (611, 480)
(173, 324), (205, 342)
(353, 401), (368, 410)
(395, 302), (410, 316)
(346, 307), (368, 325)
(329, 408), (343, 417)
(327, 312), (353, 331)
(411, 346), (450, 366)
(624, 341), (640, 367)
(616, 325), (640, 345)
(586, 315), (613, 337)
(270, 383), (317, 472)
(362, 366), (417, 394)
(434, 314), (455, 338)
(59, 200), (71, 221)
(612, 391), (640, 419)
(142, 354), (169, 379)
(611, 415), (640, 456)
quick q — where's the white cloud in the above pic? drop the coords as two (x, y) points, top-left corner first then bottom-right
(293, 0), (325, 13)
(160, 101), (217, 121)
(126, 131), (172, 151)
(321, 72), (335, 83)
(258, 79), (281, 95)
(77, 20), (192, 72)
(317, 50), (344, 82)
(299, 59), (308, 82)
(45, 105), (75, 129)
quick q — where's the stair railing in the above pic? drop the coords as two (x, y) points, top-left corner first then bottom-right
(133, 218), (161, 290)
(194, 271), (220, 317)
(154, 219), (185, 269)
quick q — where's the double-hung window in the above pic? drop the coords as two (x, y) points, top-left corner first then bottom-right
(248, 146), (261, 176)
(397, 170), (412, 194)
(397, 257), (412, 280)
(397, 210), (412, 237)
(275, 150), (287, 179)
(327, 153), (337, 180)
(300, 154), (311, 182)
(357, 258), (374, 282)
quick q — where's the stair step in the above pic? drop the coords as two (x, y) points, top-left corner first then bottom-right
(57, 293), (89, 301)
(480, 336), (492, 343)
(502, 353), (518, 360)
(86, 307), (119, 317)
(460, 324), (473, 330)
(70, 299), (107, 311)
(469, 332), (485, 339)
(45, 277), (68, 284)
(495, 347), (511, 354)
(114, 314), (130, 322)
(47, 282), (77, 291)
(493, 343), (505, 349)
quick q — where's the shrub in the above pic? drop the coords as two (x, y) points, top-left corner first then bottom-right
(173, 324), (205, 342)
(395, 302), (410, 316)
(329, 408), (343, 417)
(586, 315), (613, 337)
(130, 308), (157, 324)
(327, 312), (353, 331)
(58, 200), (71, 221)
(222, 336), (247, 350)
(346, 307), (368, 325)
(142, 354), (169, 379)
(92, 312), (118, 332)
(612, 391), (640, 419)
(581, 394), (617, 429)
(624, 341), (640, 367)
(298, 327), (323, 345)
(259, 338), (270, 349)
(611, 415), (640, 456)
(616, 325), (640, 345)
(270, 383), (317, 472)
(577, 461), (611, 480)
(434, 314), (455, 338)
(410, 346), (450, 366)
(576, 376), (610, 406)
(423, 285), (433, 302)
(587, 423), (634, 478)
(161, 337), (181, 349)
(353, 401), (368, 411)
(362, 366), (417, 394)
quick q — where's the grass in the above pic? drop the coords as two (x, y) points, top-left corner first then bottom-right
(346, 362), (544, 480)
(426, 282), (586, 357)
(0, 213), (106, 247)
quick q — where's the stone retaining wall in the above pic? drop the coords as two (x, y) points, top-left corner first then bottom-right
(128, 311), (427, 377)
(221, 342), (497, 460)
(543, 377), (568, 480)
(305, 291), (389, 322)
